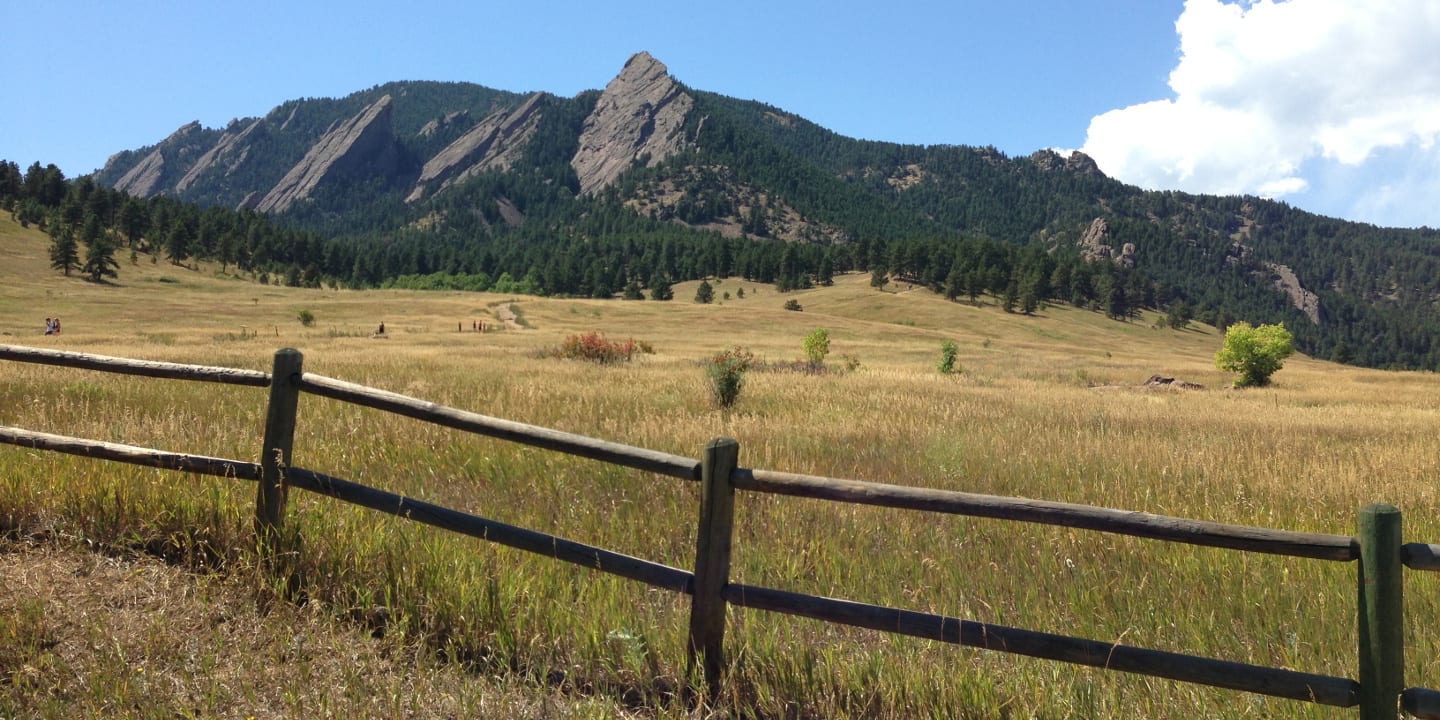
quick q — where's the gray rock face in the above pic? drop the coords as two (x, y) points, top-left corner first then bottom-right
(112, 121), (203, 197)
(571, 52), (693, 195)
(255, 95), (399, 213)
(406, 93), (544, 203)
(176, 119), (263, 193)
(1263, 262), (1321, 324)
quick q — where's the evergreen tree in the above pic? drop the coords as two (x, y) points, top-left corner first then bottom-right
(650, 276), (674, 301)
(694, 279), (715, 304)
(622, 279), (645, 300)
(81, 233), (119, 283)
(47, 220), (79, 276)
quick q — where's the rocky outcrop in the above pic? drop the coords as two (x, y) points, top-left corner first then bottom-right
(1263, 262), (1321, 324)
(406, 93), (544, 203)
(111, 121), (204, 197)
(571, 52), (693, 195)
(254, 95), (399, 213)
(418, 110), (471, 137)
(176, 119), (263, 193)
(1076, 217), (1135, 267)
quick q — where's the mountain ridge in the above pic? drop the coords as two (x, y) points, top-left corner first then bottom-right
(82, 51), (1440, 370)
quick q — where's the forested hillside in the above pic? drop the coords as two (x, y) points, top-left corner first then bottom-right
(19, 52), (1440, 369)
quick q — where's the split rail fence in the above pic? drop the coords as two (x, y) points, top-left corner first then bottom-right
(2, 343), (1439, 718)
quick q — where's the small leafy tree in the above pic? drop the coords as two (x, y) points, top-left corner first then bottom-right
(296, 309), (316, 327)
(803, 327), (830, 368)
(706, 346), (754, 409)
(783, 298), (802, 311)
(1214, 321), (1294, 387)
(938, 340), (959, 374)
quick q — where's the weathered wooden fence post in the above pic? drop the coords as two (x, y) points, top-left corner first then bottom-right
(256, 348), (303, 560)
(1358, 503), (1403, 720)
(688, 437), (739, 695)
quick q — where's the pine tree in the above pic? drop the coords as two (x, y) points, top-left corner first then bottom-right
(82, 234), (119, 283)
(694, 279), (715, 304)
(650, 276), (674, 301)
(48, 220), (79, 276)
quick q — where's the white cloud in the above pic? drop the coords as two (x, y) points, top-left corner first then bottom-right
(1081, 0), (1440, 227)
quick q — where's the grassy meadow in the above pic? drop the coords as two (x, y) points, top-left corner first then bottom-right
(3, 213), (1440, 718)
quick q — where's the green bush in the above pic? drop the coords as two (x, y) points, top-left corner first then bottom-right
(296, 309), (316, 327)
(784, 298), (802, 312)
(803, 328), (830, 368)
(1214, 321), (1294, 387)
(938, 340), (959, 374)
(706, 346), (755, 409)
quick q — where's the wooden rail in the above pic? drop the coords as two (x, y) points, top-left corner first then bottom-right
(1, 344), (1435, 719)
(734, 468), (1359, 561)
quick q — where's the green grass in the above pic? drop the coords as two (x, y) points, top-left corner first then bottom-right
(2, 213), (1439, 717)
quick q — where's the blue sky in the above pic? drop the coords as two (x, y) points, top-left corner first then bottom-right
(4, 1), (1437, 229)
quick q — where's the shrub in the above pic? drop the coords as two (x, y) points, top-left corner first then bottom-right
(706, 346), (754, 409)
(557, 332), (638, 365)
(938, 340), (959, 374)
(784, 299), (803, 311)
(803, 328), (830, 368)
(296, 309), (316, 327)
(1214, 321), (1294, 387)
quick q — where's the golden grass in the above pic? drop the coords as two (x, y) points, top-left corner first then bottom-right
(3, 214), (1440, 717)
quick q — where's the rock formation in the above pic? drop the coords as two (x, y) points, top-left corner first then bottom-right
(111, 121), (203, 197)
(1263, 262), (1321, 324)
(253, 95), (399, 213)
(406, 93), (544, 203)
(571, 52), (693, 195)
(176, 119), (263, 193)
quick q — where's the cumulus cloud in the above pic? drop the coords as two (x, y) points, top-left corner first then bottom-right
(1081, 0), (1440, 227)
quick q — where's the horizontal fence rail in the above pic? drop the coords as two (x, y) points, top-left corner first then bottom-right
(722, 582), (1359, 706)
(4, 344), (1438, 718)
(298, 373), (700, 481)
(0, 426), (261, 481)
(734, 468), (1360, 561)
(0, 344), (271, 387)
(283, 465), (694, 594)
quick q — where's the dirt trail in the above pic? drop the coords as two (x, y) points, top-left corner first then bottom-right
(495, 302), (525, 330)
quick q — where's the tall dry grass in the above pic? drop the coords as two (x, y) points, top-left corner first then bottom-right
(3, 216), (1440, 717)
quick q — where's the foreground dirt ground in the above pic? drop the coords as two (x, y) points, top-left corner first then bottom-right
(0, 541), (648, 720)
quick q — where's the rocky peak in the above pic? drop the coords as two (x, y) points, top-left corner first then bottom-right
(252, 95), (399, 213)
(406, 93), (545, 203)
(110, 121), (204, 197)
(176, 118), (263, 193)
(570, 52), (694, 195)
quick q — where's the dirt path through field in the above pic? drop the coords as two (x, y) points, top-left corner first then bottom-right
(495, 302), (525, 330)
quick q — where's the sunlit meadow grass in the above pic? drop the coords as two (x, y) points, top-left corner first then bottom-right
(3, 216), (1440, 717)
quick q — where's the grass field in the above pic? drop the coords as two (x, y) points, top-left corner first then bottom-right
(3, 213), (1439, 718)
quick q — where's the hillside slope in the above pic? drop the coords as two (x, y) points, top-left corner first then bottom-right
(74, 53), (1440, 370)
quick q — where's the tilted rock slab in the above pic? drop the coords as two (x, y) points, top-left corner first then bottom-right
(571, 52), (693, 195)
(176, 118), (264, 194)
(406, 93), (545, 203)
(254, 95), (398, 213)
(112, 121), (203, 198)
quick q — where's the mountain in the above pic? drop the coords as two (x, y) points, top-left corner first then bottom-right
(87, 52), (1440, 369)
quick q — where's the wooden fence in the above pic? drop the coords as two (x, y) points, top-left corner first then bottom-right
(1, 343), (1438, 718)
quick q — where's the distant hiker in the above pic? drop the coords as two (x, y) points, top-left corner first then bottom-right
(376, 321), (385, 335)
(44, 318), (53, 335)
(53, 318), (60, 334)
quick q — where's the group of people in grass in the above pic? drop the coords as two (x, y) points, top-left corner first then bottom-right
(43, 317), (61, 335)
